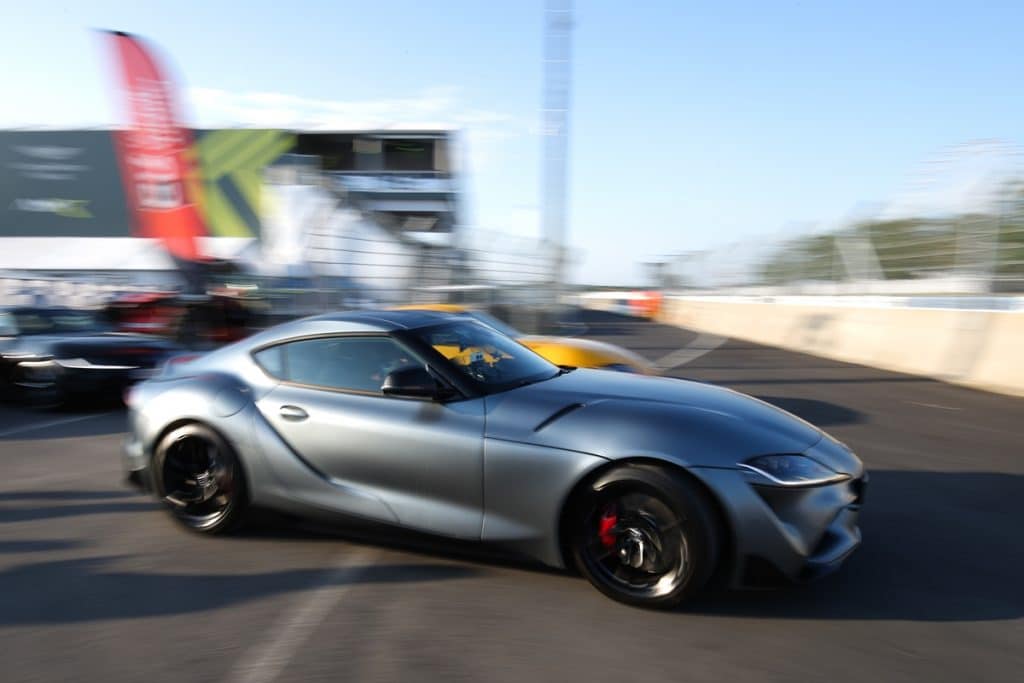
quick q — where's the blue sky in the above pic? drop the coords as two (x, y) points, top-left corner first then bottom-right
(2, 1), (1024, 284)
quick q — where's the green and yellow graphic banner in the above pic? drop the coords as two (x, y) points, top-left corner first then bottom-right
(193, 129), (296, 238)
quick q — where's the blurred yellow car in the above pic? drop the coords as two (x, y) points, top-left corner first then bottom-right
(391, 304), (656, 375)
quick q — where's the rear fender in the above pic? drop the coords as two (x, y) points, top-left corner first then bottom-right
(132, 373), (263, 492)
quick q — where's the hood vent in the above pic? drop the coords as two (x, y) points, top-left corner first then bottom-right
(534, 402), (587, 432)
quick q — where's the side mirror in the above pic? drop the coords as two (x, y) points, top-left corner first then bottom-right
(381, 365), (441, 399)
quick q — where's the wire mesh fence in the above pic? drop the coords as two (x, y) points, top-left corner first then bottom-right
(0, 226), (556, 319)
(659, 198), (1024, 295)
(653, 142), (1024, 295)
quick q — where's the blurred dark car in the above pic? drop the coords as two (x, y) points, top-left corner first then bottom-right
(103, 291), (182, 337)
(0, 306), (181, 407)
(104, 290), (261, 346)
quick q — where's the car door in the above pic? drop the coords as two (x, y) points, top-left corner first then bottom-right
(254, 334), (485, 539)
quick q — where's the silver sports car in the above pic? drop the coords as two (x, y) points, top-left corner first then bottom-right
(123, 310), (865, 608)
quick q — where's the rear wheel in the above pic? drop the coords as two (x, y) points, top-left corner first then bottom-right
(152, 423), (248, 534)
(569, 464), (720, 609)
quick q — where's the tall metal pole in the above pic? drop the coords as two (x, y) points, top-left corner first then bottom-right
(542, 0), (573, 302)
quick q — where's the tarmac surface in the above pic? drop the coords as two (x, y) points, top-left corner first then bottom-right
(1, 309), (1021, 682)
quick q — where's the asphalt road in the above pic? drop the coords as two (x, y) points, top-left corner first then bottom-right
(1, 309), (1022, 682)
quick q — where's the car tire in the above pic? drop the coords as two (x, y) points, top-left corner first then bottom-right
(569, 463), (721, 609)
(152, 423), (249, 534)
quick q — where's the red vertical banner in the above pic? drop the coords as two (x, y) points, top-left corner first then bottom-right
(106, 31), (206, 261)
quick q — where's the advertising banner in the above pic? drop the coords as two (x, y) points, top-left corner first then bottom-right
(0, 130), (132, 236)
(107, 30), (207, 261)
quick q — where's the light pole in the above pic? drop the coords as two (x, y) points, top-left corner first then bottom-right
(541, 0), (573, 307)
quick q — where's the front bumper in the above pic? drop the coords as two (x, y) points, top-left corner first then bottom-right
(692, 453), (866, 588)
(122, 413), (153, 492)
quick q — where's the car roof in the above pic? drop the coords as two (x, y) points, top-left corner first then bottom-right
(239, 309), (476, 349)
(304, 308), (469, 330)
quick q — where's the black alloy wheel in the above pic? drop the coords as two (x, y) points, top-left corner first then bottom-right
(153, 423), (248, 533)
(571, 464), (720, 609)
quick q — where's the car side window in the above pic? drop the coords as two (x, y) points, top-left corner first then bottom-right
(265, 336), (422, 394)
(253, 345), (285, 377)
(0, 312), (16, 336)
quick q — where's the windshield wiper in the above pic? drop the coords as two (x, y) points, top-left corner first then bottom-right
(507, 366), (574, 390)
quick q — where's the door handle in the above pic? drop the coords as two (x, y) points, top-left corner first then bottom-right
(279, 405), (309, 421)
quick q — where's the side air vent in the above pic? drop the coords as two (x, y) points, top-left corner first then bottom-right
(534, 403), (587, 432)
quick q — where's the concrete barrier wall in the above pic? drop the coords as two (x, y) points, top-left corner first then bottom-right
(580, 293), (1024, 397)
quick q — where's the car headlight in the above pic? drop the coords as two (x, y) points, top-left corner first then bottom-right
(739, 454), (849, 487)
(15, 359), (59, 382)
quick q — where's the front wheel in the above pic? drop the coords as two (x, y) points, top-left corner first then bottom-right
(569, 464), (721, 609)
(152, 423), (248, 534)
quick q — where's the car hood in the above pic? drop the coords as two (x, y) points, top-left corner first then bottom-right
(483, 368), (827, 466)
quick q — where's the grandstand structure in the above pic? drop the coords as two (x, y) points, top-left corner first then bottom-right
(0, 128), (462, 307)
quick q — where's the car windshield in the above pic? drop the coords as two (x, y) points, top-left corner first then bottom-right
(410, 320), (559, 391)
(12, 308), (106, 335)
(465, 310), (522, 338)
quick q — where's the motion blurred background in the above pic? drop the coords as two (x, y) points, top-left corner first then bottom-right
(2, 0), (1024, 388)
(2, 5), (1024, 682)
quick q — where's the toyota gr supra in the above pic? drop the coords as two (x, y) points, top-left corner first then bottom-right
(123, 309), (865, 608)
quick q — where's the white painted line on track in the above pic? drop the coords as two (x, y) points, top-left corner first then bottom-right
(226, 547), (378, 683)
(654, 333), (729, 371)
(0, 412), (114, 439)
(2, 472), (98, 491)
(905, 401), (962, 411)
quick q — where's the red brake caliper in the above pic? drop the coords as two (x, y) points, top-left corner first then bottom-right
(598, 505), (618, 549)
